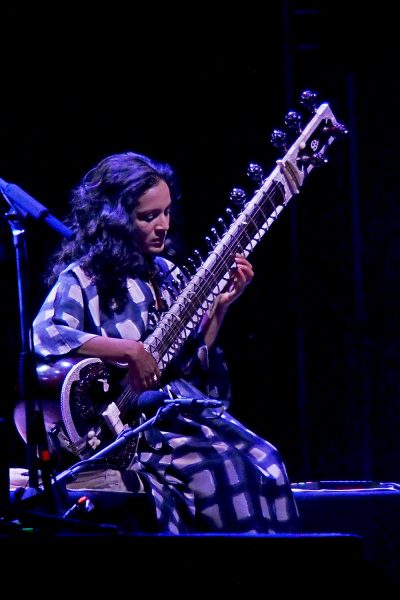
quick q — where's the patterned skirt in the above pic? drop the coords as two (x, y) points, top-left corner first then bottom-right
(65, 405), (300, 534)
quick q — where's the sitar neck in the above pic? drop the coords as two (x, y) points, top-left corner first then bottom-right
(144, 102), (345, 375)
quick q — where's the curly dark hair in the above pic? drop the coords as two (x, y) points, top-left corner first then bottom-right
(47, 151), (180, 313)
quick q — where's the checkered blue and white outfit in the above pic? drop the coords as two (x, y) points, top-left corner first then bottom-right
(33, 257), (299, 533)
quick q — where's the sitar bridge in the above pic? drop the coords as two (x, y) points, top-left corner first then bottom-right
(277, 159), (303, 195)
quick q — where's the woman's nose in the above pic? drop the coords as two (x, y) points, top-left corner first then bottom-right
(156, 214), (170, 230)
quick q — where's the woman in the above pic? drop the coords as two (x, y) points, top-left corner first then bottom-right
(31, 151), (299, 533)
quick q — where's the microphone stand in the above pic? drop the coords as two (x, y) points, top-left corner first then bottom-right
(0, 178), (73, 517)
(0, 177), (73, 240)
(3, 207), (54, 510)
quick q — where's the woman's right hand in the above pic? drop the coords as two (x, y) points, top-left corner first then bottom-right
(78, 336), (161, 393)
(125, 340), (161, 392)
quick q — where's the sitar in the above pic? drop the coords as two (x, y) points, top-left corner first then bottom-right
(15, 94), (347, 461)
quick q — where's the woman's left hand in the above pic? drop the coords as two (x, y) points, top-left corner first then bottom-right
(218, 254), (254, 308)
(199, 254), (254, 347)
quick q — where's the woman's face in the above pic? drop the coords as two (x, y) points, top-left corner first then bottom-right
(132, 179), (171, 254)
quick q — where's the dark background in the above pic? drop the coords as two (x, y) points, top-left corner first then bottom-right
(1, 3), (398, 484)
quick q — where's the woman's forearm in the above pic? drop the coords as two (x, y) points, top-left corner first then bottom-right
(77, 335), (140, 363)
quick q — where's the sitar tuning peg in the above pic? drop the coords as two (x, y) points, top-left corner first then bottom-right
(297, 149), (331, 170)
(181, 265), (192, 280)
(270, 129), (287, 151)
(229, 187), (247, 207)
(170, 278), (182, 293)
(204, 217), (228, 249)
(323, 121), (349, 138)
(166, 284), (178, 299)
(284, 110), (302, 135)
(187, 257), (197, 272)
(299, 90), (318, 113)
(225, 207), (236, 224)
(176, 272), (186, 289)
(193, 249), (203, 266)
(205, 235), (213, 252)
(246, 163), (264, 188)
(296, 149), (329, 170)
(217, 217), (227, 233)
(210, 227), (220, 243)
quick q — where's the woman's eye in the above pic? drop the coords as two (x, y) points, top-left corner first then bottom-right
(143, 214), (155, 222)
(139, 208), (170, 223)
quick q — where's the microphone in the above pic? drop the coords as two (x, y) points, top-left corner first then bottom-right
(0, 176), (73, 239)
(164, 398), (223, 409)
(137, 391), (170, 412)
(136, 390), (223, 413)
